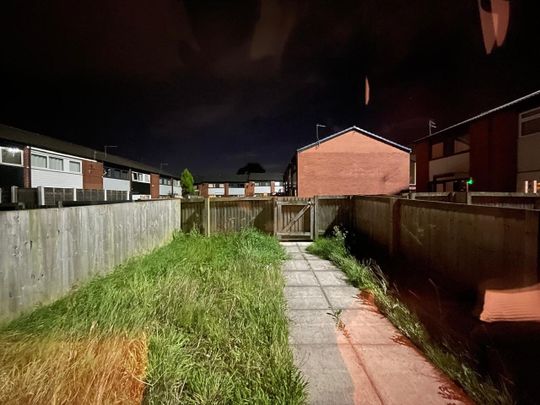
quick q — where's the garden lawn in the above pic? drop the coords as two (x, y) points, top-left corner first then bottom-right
(0, 229), (306, 404)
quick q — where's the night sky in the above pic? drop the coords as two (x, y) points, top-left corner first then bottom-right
(1, 1), (539, 178)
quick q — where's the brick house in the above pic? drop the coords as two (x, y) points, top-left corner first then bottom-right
(284, 126), (411, 197)
(413, 90), (540, 192)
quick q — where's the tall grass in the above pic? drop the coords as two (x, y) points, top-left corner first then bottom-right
(308, 229), (513, 405)
(0, 229), (306, 404)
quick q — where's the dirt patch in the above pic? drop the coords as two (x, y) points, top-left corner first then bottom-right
(0, 333), (148, 404)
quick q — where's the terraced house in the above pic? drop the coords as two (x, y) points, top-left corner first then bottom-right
(0, 124), (181, 206)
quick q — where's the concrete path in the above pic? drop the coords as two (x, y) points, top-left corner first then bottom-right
(282, 242), (471, 405)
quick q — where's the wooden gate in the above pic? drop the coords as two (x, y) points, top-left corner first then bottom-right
(274, 198), (314, 241)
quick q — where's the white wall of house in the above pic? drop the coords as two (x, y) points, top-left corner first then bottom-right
(274, 185), (284, 193)
(254, 186), (271, 195)
(31, 169), (83, 189)
(173, 185), (182, 196)
(103, 178), (130, 192)
(30, 148), (84, 189)
(228, 187), (245, 196)
(159, 184), (172, 196)
(208, 187), (225, 196)
(428, 153), (470, 181)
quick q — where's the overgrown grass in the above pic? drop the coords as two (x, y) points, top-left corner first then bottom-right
(308, 229), (513, 405)
(0, 229), (306, 404)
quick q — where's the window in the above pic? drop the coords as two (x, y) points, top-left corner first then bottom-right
(254, 181), (270, 186)
(173, 180), (181, 187)
(520, 107), (540, 137)
(31, 153), (47, 168)
(274, 181), (282, 186)
(1, 147), (23, 166)
(132, 171), (150, 183)
(431, 142), (444, 159)
(49, 156), (64, 171)
(69, 161), (81, 173)
(229, 183), (245, 188)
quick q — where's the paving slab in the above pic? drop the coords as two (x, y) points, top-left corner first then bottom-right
(315, 271), (350, 286)
(324, 286), (363, 310)
(302, 253), (321, 260)
(291, 344), (358, 405)
(283, 260), (311, 271)
(308, 259), (340, 271)
(284, 286), (329, 310)
(285, 272), (320, 287)
(285, 246), (302, 253)
(288, 252), (305, 260)
(288, 309), (337, 344)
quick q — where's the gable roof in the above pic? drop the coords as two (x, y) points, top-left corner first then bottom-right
(0, 123), (178, 177)
(414, 89), (540, 143)
(297, 126), (411, 153)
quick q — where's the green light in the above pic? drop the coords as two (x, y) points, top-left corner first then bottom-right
(466, 178), (474, 185)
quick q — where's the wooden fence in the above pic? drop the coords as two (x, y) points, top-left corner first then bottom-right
(404, 191), (540, 209)
(180, 196), (353, 236)
(185, 195), (539, 292)
(352, 196), (540, 291)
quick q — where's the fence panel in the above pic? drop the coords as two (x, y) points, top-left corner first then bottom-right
(315, 196), (353, 236)
(181, 199), (205, 233)
(210, 198), (273, 234)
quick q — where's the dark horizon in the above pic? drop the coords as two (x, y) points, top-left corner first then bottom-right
(1, 0), (539, 179)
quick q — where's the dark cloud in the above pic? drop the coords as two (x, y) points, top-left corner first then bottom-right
(1, 0), (539, 178)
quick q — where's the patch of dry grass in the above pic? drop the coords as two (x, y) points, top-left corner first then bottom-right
(0, 333), (148, 405)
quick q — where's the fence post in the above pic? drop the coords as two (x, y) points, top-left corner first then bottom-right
(533, 180), (538, 194)
(37, 186), (45, 206)
(73, 188), (77, 202)
(273, 198), (278, 237)
(388, 198), (401, 256)
(10, 186), (18, 203)
(203, 197), (211, 236)
(312, 196), (319, 240)
(524, 180), (529, 193)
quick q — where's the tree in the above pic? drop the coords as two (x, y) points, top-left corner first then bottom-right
(236, 162), (265, 182)
(180, 168), (195, 196)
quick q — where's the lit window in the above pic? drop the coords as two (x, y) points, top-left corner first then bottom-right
(49, 157), (64, 171)
(69, 161), (81, 173)
(31, 154), (47, 168)
(1, 147), (23, 166)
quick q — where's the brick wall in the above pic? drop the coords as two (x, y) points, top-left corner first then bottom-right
(297, 130), (410, 197)
(198, 184), (209, 197)
(245, 182), (255, 197)
(470, 111), (518, 192)
(23, 146), (31, 188)
(150, 174), (159, 199)
(414, 142), (430, 192)
(82, 161), (103, 190)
